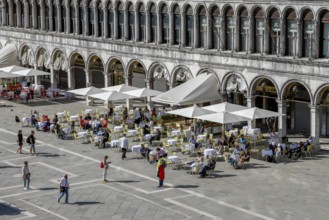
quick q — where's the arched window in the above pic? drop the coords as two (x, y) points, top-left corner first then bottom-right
(239, 7), (249, 52)
(173, 5), (180, 45)
(210, 6), (220, 50)
(320, 10), (329, 58)
(254, 8), (265, 53)
(5, 0), (9, 26)
(13, 1), (17, 27)
(78, 1), (84, 34)
(285, 9), (297, 56)
(117, 2), (124, 39)
(53, 2), (58, 31)
(0, 2), (2, 26)
(150, 4), (157, 43)
(301, 9), (314, 58)
(98, 2), (103, 37)
(69, 1), (75, 34)
(185, 5), (193, 47)
(127, 3), (134, 41)
(107, 2), (113, 38)
(269, 8), (281, 55)
(197, 6), (207, 48)
(45, 4), (49, 30)
(36, 3), (41, 29)
(161, 4), (169, 44)
(225, 7), (234, 51)
(88, 1), (94, 36)
(61, 3), (66, 32)
(138, 3), (145, 42)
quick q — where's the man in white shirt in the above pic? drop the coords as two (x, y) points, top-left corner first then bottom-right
(57, 174), (69, 204)
(133, 107), (141, 125)
(158, 107), (166, 117)
(120, 134), (129, 160)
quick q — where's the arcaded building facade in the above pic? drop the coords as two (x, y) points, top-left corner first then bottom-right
(1, 0), (329, 145)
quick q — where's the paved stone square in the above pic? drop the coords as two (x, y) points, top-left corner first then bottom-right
(0, 98), (328, 220)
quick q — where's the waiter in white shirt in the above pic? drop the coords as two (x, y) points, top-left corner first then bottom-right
(120, 134), (129, 160)
(133, 107), (141, 125)
(57, 174), (69, 204)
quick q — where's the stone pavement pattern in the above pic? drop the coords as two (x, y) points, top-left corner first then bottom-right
(0, 98), (328, 220)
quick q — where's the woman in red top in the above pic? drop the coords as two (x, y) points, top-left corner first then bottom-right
(102, 118), (108, 128)
(79, 116), (84, 128)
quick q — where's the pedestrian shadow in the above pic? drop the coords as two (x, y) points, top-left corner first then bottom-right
(0, 165), (20, 169)
(0, 203), (22, 216)
(199, 174), (237, 179)
(72, 201), (103, 205)
(38, 187), (58, 191)
(245, 163), (271, 169)
(109, 180), (140, 183)
(173, 185), (199, 188)
(37, 153), (63, 157)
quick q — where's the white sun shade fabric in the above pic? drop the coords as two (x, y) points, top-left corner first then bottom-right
(152, 74), (220, 106)
(232, 107), (282, 120)
(167, 105), (216, 118)
(89, 91), (134, 101)
(103, 84), (140, 93)
(202, 102), (248, 113)
(68, 86), (107, 96)
(123, 88), (162, 98)
(0, 44), (17, 67)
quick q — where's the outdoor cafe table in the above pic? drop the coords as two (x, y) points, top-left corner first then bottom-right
(248, 128), (261, 136)
(70, 115), (79, 121)
(168, 155), (179, 163)
(229, 130), (238, 136)
(261, 149), (273, 157)
(242, 126), (249, 135)
(144, 134), (152, 140)
(127, 129), (136, 137)
(204, 149), (217, 158)
(197, 134), (207, 141)
(110, 140), (120, 147)
(94, 135), (104, 142)
(131, 145), (141, 155)
(167, 139), (177, 146)
(57, 112), (65, 118)
(114, 126), (123, 132)
(153, 126), (163, 132)
(185, 144), (195, 151)
(22, 117), (30, 126)
(85, 109), (93, 115)
(77, 131), (88, 143)
(171, 130), (181, 136)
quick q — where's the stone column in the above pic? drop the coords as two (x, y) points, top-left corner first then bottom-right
(84, 5), (89, 36)
(104, 7), (108, 38)
(41, 3), (45, 30)
(220, 16), (225, 51)
(24, 1), (29, 28)
(8, 1), (13, 26)
(296, 19), (302, 58)
(113, 7), (118, 39)
(280, 18), (285, 56)
(206, 14), (211, 49)
(181, 14), (186, 46)
(145, 11), (150, 42)
(33, 62), (38, 84)
(85, 70), (90, 87)
(67, 68), (72, 89)
(277, 99), (287, 137)
(248, 16), (253, 53)
(125, 77), (132, 109)
(235, 16), (240, 52)
(169, 12), (174, 45)
(193, 13), (198, 48)
(264, 17), (269, 55)
(310, 105), (320, 147)
(1, 2), (6, 26)
(135, 9), (139, 42)
(246, 96), (256, 128)
(145, 79), (153, 109)
(314, 20), (320, 59)
(49, 64), (55, 88)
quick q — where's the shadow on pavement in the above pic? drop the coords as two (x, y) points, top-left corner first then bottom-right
(38, 187), (58, 191)
(0, 203), (22, 216)
(110, 180), (140, 183)
(72, 201), (103, 205)
(0, 165), (20, 169)
(37, 153), (63, 157)
(173, 185), (199, 188)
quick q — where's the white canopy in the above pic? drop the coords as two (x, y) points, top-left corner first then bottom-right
(68, 86), (107, 96)
(203, 102), (248, 113)
(0, 44), (17, 68)
(0, 65), (26, 73)
(103, 84), (140, 93)
(0, 70), (20, 78)
(196, 111), (250, 124)
(123, 88), (162, 98)
(232, 107), (282, 120)
(89, 91), (133, 101)
(12, 68), (50, 77)
(152, 74), (220, 106)
(167, 106), (216, 118)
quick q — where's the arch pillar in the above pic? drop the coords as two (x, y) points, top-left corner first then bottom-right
(67, 67), (72, 89)
(277, 99), (287, 137)
(246, 96), (256, 128)
(33, 62), (38, 84)
(310, 105), (320, 147)
(169, 12), (174, 45)
(181, 13), (186, 46)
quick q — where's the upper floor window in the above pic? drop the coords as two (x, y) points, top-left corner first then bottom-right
(210, 6), (220, 50)
(78, 1), (84, 34)
(127, 3), (134, 41)
(61, 4), (66, 32)
(88, 1), (94, 36)
(185, 5), (193, 47)
(198, 6), (207, 48)
(173, 5), (180, 45)
(286, 9), (297, 56)
(117, 2), (124, 39)
(97, 2), (103, 37)
(69, 1), (75, 34)
(53, 3), (58, 31)
(239, 7), (249, 52)
(150, 4), (157, 43)
(269, 8), (281, 55)
(13, 2), (17, 27)
(254, 8), (265, 53)
(302, 9), (314, 58)
(45, 4), (49, 30)
(107, 2), (113, 38)
(320, 10), (329, 58)
(225, 7), (234, 51)
(138, 3), (145, 42)
(161, 4), (169, 44)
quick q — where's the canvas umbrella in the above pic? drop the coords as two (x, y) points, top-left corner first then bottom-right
(0, 65), (27, 73)
(89, 91), (134, 101)
(12, 68), (51, 77)
(68, 86), (107, 96)
(167, 106), (216, 118)
(202, 102), (248, 112)
(231, 107), (282, 120)
(196, 111), (250, 124)
(103, 84), (140, 93)
(123, 88), (162, 98)
(0, 70), (20, 78)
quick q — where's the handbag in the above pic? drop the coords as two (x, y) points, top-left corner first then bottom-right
(60, 187), (65, 192)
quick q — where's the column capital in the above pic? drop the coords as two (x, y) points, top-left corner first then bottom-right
(309, 104), (320, 110)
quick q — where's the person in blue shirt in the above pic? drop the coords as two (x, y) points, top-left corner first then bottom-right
(188, 135), (199, 149)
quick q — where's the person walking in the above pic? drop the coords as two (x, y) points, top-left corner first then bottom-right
(22, 161), (30, 190)
(102, 155), (111, 182)
(16, 130), (23, 154)
(157, 153), (167, 187)
(120, 134), (128, 160)
(27, 130), (36, 156)
(57, 174), (69, 204)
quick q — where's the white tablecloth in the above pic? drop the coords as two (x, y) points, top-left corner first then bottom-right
(248, 128), (261, 136)
(127, 129), (136, 137)
(114, 126), (123, 132)
(167, 139), (177, 146)
(229, 130), (238, 136)
(70, 115), (79, 121)
(63, 127), (71, 135)
(185, 144), (195, 151)
(197, 134), (207, 141)
(204, 149), (217, 157)
(242, 126), (249, 135)
(94, 136), (104, 142)
(57, 112), (65, 118)
(262, 149), (273, 157)
(85, 109), (93, 114)
(290, 143), (299, 150)
(144, 134), (152, 140)
(168, 155), (179, 163)
(132, 145), (141, 154)
(111, 140), (120, 147)
(46, 91), (53, 98)
(77, 131), (88, 142)
(171, 130), (181, 136)
(153, 126), (163, 132)
(268, 138), (279, 146)
(22, 117), (30, 124)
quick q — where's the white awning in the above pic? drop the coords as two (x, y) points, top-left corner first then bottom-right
(152, 74), (220, 106)
(0, 44), (17, 67)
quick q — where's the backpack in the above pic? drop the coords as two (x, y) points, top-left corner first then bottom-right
(100, 161), (104, 169)
(26, 136), (31, 144)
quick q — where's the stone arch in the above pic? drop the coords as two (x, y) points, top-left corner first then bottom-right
(266, 5), (282, 19)
(314, 83), (329, 105)
(315, 7), (329, 22)
(35, 47), (49, 68)
(221, 3), (235, 16)
(148, 62), (170, 91)
(86, 53), (105, 71)
(196, 68), (220, 87)
(181, 2), (194, 15)
(221, 71), (248, 105)
(146, 1), (157, 11)
(106, 56), (125, 87)
(280, 79), (313, 104)
(127, 59), (147, 88)
(171, 65), (193, 88)
(282, 6), (299, 20)
(69, 51), (86, 89)
(298, 7), (316, 21)
(19, 44), (34, 66)
(249, 75), (280, 98)
(169, 2), (179, 13)
(87, 54), (105, 88)
(235, 4), (249, 17)
(221, 71), (248, 93)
